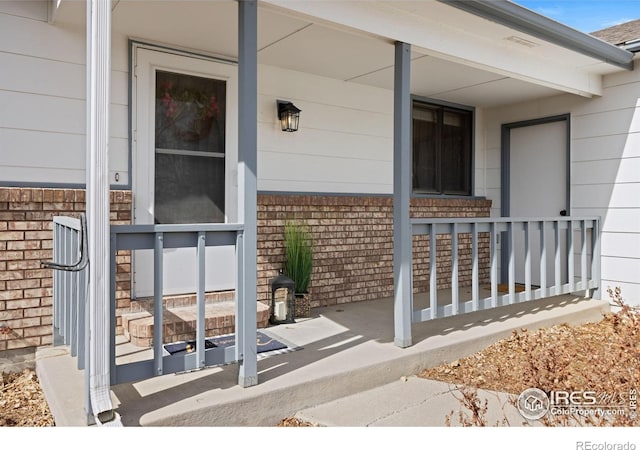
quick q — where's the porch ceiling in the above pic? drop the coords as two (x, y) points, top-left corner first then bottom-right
(54, 0), (626, 108)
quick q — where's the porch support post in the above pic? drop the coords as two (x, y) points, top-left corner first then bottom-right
(237, 0), (258, 387)
(393, 41), (412, 348)
(86, 0), (116, 423)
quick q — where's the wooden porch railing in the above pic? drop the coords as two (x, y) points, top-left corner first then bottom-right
(411, 216), (601, 322)
(109, 223), (244, 385)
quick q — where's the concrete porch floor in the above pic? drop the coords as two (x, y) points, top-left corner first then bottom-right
(36, 290), (610, 426)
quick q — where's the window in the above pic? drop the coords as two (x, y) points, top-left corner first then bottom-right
(412, 100), (473, 196)
(154, 70), (226, 224)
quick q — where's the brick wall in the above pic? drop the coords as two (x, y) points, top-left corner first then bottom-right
(257, 194), (492, 308)
(0, 188), (131, 351)
(1, 187), (490, 351)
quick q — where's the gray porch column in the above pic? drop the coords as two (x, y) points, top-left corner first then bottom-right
(237, 0), (258, 387)
(86, 0), (116, 422)
(393, 41), (412, 348)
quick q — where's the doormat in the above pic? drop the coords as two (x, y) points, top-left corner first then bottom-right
(163, 330), (292, 357)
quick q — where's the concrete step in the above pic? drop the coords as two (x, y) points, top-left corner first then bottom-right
(122, 301), (270, 347)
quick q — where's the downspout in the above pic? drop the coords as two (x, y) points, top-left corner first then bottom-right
(86, 0), (120, 426)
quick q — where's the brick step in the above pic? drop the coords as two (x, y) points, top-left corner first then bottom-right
(128, 290), (236, 313)
(122, 301), (270, 347)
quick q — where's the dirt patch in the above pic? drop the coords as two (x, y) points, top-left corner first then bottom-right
(0, 369), (54, 427)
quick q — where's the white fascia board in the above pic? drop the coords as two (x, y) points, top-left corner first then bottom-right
(48, 0), (63, 24)
(263, 0), (603, 97)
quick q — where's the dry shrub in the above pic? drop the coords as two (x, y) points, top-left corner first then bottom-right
(276, 417), (318, 427)
(422, 287), (639, 426)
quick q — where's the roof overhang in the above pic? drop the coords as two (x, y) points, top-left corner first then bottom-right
(440, 0), (634, 71)
(263, 0), (634, 98)
(50, 0), (636, 106)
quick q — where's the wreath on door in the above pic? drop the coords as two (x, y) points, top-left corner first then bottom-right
(158, 80), (221, 142)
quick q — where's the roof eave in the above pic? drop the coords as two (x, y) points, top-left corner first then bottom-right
(624, 40), (640, 53)
(438, 0), (635, 71)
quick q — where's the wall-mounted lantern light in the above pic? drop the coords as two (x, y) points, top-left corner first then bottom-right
(277, 100), (301, 132)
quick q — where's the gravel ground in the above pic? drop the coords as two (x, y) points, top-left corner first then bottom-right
(0, 369), (54, 427)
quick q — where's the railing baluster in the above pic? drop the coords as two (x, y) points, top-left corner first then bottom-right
(568, 219), (575, 292)
(581, 220), (588, 296)
(490, 222), (497, 308)
(554, 221), (561, 296)
(451, 223), (459, 315)
(153, 233), (164, 376)
(63, 226), (71, 346)
(539, 221), (547, 298)
(70, 227), (78, 356)
(508, 221), (515, 304)
(429, 224), (438, 319)
(109, 232), (117, 385)
(235, 232), (244, 362)
(78, 264), (86, 371)
(196, 231), (206, 369)
(525, 221), (531, 301)
(591, 219), (601, 299)
(471, 222), (479, 312)
(52, 223), (60, 345)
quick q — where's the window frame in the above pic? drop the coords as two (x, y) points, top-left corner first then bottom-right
(411, 96), (475, 198)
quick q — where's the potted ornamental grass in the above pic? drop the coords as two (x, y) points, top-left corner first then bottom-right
(283, 220), (313, 318)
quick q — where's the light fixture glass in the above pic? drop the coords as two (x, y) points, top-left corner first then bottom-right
(277, 100), (301, 132)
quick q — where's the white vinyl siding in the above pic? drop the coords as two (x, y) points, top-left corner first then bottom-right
(480, 57), (640, 305)
(257, 64), (394, 194)
(0, 5), (129, 186)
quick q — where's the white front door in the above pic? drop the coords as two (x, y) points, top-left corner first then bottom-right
(132, 47), (238, 298)
(508, 118), (568, 287)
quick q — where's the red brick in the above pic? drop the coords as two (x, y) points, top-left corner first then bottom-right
(0, 309), (23, 321)
(0, 290), (23, 301)
(0, 212), (25, 221)
(24, 269), (51, 279)
(0, 231), (24, 241)
(7, 337), (40, 349)
(7, 260), (42, 270)
(42, 202), (73, 211)
(8, 202), (41, 211)
(24, 231), (51, 240)
(7, 279), (40, 290)
(23, 287), (52, 298)
(8, 221), (41, 231)
(23, 306), (52, 318)
(6, 317), (40, 329)
(23, 325), (51, 337)
(7, 240), (41, 250)
(23, 249), (52, 260)
(6, 298), (40, 309)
